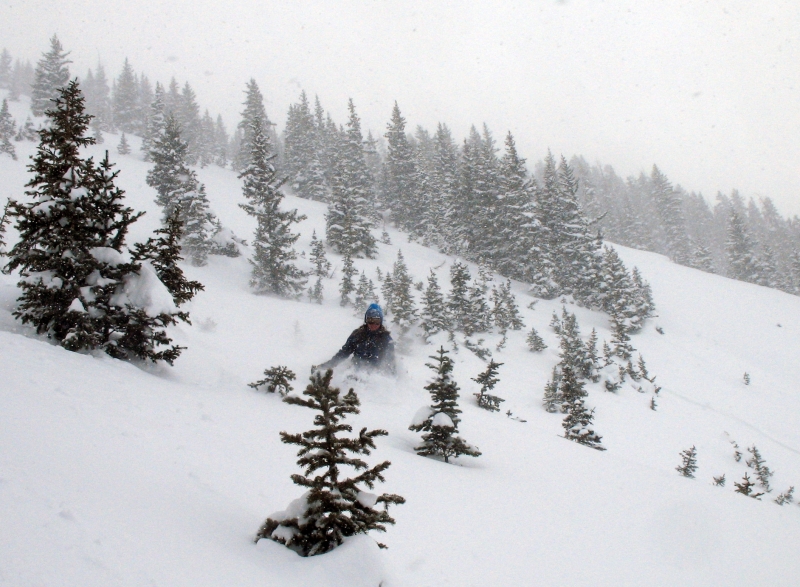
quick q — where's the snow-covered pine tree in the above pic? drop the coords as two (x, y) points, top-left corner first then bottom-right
(380, 269), (394, 315)
(257, 369), (404, 555)
(238, 114), (307, 298)
(420, 269), (451, 341)
(6, 81), (191, 363)
(527, 327), (547, 352)
(117, 132), (130, 155)
(141, 82), (166, 161)
(309, 230), (332, 277)
(30, 35), (71, 116)
(542, 365), (561, 413)
(410, 346), (481, 463)
(725, 207), (761, 284)
(609, 310), (634, 361)
(491, 279), (524, 335)
(147, 114), (218, 266)
(388, 250), (417, 334)
(325, 99), (377, 258)
(464, 266), (492, 335)
(650, 165), (692, 265)
(473, 359), (505, 412)
(420, 123), (459, 251)
(16, 117), (37, 142)
(233, 79), (271, 172)
(112, 58), (139, 134)
(582, 328), (601, 382)
(447, 261), (472, 334)
(0, 98), (16, 160)
(213, 115), (229, 168)
(353, 271), (378, 316)
(284, 91), (327, 200)
(248, 365), (296, 396)
(630, 266), (656, 322)
(555, 308), (590, 379)
(339, 250), (357, 307)
(599, 245), (644, 331)
(560, 364), (605, 450)
(383, 102), (417, 231)
(675, 446), (698, 478)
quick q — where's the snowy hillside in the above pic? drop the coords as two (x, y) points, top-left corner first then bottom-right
(2, 96), (800, 587)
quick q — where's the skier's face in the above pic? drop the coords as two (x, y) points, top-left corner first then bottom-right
(366, 317), (381, 331)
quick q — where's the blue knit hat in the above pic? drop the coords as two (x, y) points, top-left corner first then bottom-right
(364, 303), (383, 325)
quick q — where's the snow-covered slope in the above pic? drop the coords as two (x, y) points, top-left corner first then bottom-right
(2, 96), (799, 587)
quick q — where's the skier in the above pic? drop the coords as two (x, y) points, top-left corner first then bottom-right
(316, 303), (396, 374)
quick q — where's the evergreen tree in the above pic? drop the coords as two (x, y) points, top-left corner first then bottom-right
(447, 261), (473, 334)
(383, 102), (417, 230)
(147, 115), (218, 266)
(117, 132), (130, 155)
(0, 199), (10, 256)
(6, 82), (190, 363)
(388, 250), (417, 334)
(421, 123), (459, 250)
(15, 116), (38, 141)
(560, 365), (605, 450)
(213, 115), (229, 167)
(325, 99), (377, 258)
(248, 365), (296, 396)
(0, 48), (11, 90)
(177, 81), (201, 164)
(726, 207), (760, 283)
(353, 271), (378, 316)
(542, 365), (561, 413)
(112, 58), (139, 133)
(30, 35), (71, 116)
(526, 327), (547, 352)
(410, 347), (481, 463)
(733, 473), (764, 499)
(745, 445), (773, 493)
(339, 250), (357, 307)
(774, 487), (795, 506)
(309, 230), (332, 277)
(233, 79), (271, 172)
(284, 91), (326, 199)
(491, 279), (524, 334)
(650, 165), (692, 265)
(473, 359), (505, 411)
(465, 266), (492, 335)
(141, 82), (166, 160)
(308, 277), (324, 304)
(239, 115), (307, 297)
(257, 369), (404, 556)
(420, 269), (451, 341)
(0, 98), (16, 160)
(675, 446), (698, 478)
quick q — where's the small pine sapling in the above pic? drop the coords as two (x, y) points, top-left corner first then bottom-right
(774, 487), (795, 505)
(256, 369), (405, 556)
(463, 338), (491, 360)
(712, 474), (726, 487)
(526, 327), (547, 352)
(338, 251), (357, 307)
(472, 359), (505, 412)
(582, 328), (600, 382)
(745, 445), (773, 492)
(410, 346), (481, 463)
(733, 473), (764, 499)
(730, 439), (742, 462)
(353, 271), (377, 316)
(309, 230), (332, 277)
(249, 365), (297, 396)
(308, 276), (323, 304)
(675, 446), (698, 478)
(743, 372), (751, 385)
(650, 395), (657, 411)
(549, 311), (562, 334)
(560, 365), (605, 450)
(0, 198), (9, 256)
(117, 132), (131, 155)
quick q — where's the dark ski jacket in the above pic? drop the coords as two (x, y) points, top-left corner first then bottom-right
(325, 324), (395, 372)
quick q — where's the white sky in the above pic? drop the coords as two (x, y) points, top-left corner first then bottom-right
(2, 0), (799, 214)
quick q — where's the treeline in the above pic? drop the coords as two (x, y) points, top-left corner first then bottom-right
(569, 158), (800, 293)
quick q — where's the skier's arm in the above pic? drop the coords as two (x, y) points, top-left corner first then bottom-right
(319, 330), (359, 369)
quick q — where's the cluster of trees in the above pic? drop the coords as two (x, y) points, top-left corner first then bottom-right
(571, 159), (800, 294)
(1, 82), (202, 364)
(678, 441), (797, 507)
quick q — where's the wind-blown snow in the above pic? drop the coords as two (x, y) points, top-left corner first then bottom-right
(1, 94), (799, 586)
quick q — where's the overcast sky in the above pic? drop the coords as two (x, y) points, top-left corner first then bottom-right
(2, 0), (799, 214)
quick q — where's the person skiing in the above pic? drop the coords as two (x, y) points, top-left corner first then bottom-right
(316, 303), (396, 374)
